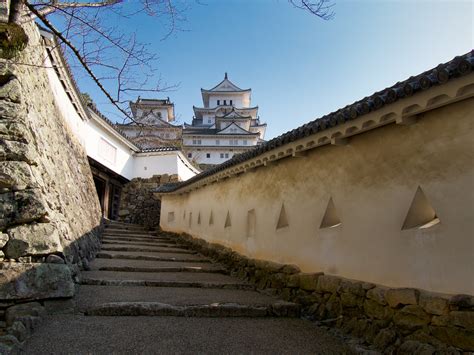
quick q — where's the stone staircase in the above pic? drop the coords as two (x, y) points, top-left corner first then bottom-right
(22, 221), (351, 353)
(80, 220), (300, 317)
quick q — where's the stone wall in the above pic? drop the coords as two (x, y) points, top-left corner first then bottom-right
(118, 174), (178, 228)
(169, 232), (474, 352)
(0, 10), (102, 346)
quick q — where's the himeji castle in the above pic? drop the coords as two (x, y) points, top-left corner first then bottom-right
(116, 97), (182, 148)
(182, 74), (267, 166)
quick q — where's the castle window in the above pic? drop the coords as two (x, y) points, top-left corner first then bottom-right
(220, 153), (224, 158)
(188, 153), (192, 158)
(230, 100), (233, 105)
(225, 153), (229, 158)
(217, 100), (220, 105)
(208, 119), (211, 124)
(206, 153), (211, 158)
(224, 100), (227, 105)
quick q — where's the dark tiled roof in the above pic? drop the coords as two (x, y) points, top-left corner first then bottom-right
(157, 51), (473, 193)
(139, 147), (180, 153)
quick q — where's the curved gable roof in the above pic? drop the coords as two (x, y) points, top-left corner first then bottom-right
(201, 73), (250, 93)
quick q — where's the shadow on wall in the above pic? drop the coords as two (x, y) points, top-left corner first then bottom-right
(0, 223), (103, 301)
(0, 223), (103, 350)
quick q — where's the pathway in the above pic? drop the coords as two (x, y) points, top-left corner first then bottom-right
(22, 221), (352, 354)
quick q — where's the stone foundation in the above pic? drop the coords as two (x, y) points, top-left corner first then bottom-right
(167, 232), (474, 352)
(117, 174), (178, 228)
(0, 11), (103, 351)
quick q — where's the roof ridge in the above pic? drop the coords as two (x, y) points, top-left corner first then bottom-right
(158, 50), (473, 193)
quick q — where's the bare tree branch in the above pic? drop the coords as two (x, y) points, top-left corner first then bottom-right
(288, 0), (335, 20)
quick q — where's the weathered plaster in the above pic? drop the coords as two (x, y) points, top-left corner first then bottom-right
(161, 97), (474, 295)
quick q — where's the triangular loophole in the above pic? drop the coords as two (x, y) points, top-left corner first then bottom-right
(320, 197), (341, 229)
(197, 212), (201, 225)
(224, 211), (231, 228)
(209, 210), (214, 225)
(402, 186), (440, 230)
(276, 204), (289, 229)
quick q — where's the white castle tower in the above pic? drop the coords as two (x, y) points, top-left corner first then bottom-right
(182, 73), (267, 166)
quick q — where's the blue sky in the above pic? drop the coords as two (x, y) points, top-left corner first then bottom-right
(77, 0), (473, 140)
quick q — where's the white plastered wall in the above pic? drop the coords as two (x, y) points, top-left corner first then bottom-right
(161, 98), (474, 295)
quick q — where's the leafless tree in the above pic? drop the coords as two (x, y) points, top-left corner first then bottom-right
(5, 0), (334, 124)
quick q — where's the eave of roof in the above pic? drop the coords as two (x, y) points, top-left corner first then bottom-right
(157, 51), (473, 194)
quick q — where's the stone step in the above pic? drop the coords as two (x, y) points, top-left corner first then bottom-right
(22, 316), (352, 354)
(80, 279), (255, 290)
(101, 235), (175, 243)
(96, 252), (211, 263)
(80, 271), (254, 290)
(101, 239), (181, 248)
(96, 266), (226, 274)
(105, 221), (144, 228)
(84, 301), (300, 318)
(89, 258), (217, 271)
(102, 232), (158, 237)
(100, 246), (197, 254)
(105, 225), (148, 230)
(105, 227), (148, 233)
(81, 270), (243, 284)
(75, 285), (281, 310)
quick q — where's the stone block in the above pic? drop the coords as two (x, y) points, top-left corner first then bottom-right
(0, 232), (7, 248)
(281, 264), (300, 275)
(325, 293), (342, 318)
(398, 340), (435, 354)
(14, 190), (47, 222)
(366, 286), (388, 305)
(0, 76), (21, 103)
(4, 223), (62, 258)
(7, 321), (27, 341)
(288, 273), (323, 291)
(341, 292), (363, 308)
(0, 161), (36, 190)
(0, 335), (20, 348)
(118, 209), (130, 217)
(254, 260), (284, 273)
(448, 311), (474, 330)
(339, 279), (366, 297)
(430, 326), (474, 351)
(5, 302), (45, 327)
(449, 294), (474, 309)
(385, 288), (419, 308)
(373, 328), (397, 349)
(364, 299), (394, 320)
(0, 262), (74, 300)
(46, 254), (65, 264)
(268, 273), (287, 289)
(393, 305), (431, 330)
(0, 139), (38, 165)
(317, 275), (342, 293)
(431, 315), (449, 328)
(419, 292), (449, 315)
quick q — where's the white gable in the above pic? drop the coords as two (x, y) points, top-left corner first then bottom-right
(210, 78), (242, 92)
(218, 122), (251, 135)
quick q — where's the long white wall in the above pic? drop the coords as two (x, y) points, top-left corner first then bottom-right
(43, 38), (197, 182)
(84, 117), (136, 179)
(160, 79), (474, 295)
